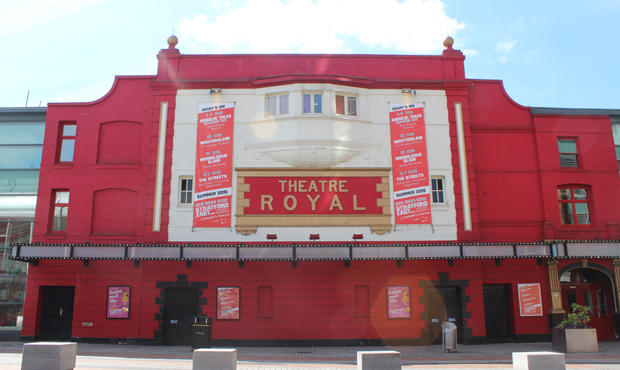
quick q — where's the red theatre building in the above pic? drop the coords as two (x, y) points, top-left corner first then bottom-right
(13, 36), (620, 345)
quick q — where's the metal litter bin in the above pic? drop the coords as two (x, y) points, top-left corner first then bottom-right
(442, 321), (457, 352)
(191, 316), (212, 351)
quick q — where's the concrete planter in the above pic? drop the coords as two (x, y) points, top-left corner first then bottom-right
(551, 328), (598, 353)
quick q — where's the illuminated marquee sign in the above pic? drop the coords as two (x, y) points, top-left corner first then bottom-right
(235, 169), (392, 235)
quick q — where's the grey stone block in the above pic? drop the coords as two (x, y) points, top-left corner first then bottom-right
(512, 351), (566, 370)
(21, 342), (77, 370)
(193, 348), (237, 370)
(357, 350), (401, 370)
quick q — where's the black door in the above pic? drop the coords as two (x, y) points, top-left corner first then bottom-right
(428, 286), (461, 344)
(39, 286), (75, 341)
(163, 287), (199, 345)
(483, 284), (512, 343)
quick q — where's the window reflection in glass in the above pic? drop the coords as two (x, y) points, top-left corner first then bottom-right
(347, 96), (357, 116)
(336, 95), (345, 115)
(0, 147), (43, 169)
(597, 290), (608, 317)
(559, 203), (574, 225)
(0, 170), (39, 194)
(0, 221), (30, 330)
(59, 139), (74, 162)
(583, 289), (593, 314)
(557, 189), (571, 200)
(0, 124), (45, 145)
(52, 191), (69, 232)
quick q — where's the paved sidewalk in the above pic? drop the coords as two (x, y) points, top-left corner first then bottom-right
(0, 341), (619, 369)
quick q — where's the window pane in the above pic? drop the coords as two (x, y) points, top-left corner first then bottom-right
(348, 96), (357, 116)
(52, 206), (68, 231)
(558, 139), (576, 153)
(336, 95), (345, 115)
(279, 95), (289, 115)
(7, 222), (31, 244)
(0, 124), (45, 144)
(55, 191), (70, 203)
(573, 189), (588, 200)
(612, 124), (620, 146)
(303, 94), (311, 113)
(314, 94), (322, 113)
(559, 153), (578, 167)
(0, 147), (42, 169)
(557, 189), (571, 200)
(181, 179), (188, 191)
(431, 178), (444, 204)
(583, 289), (593, 311)
(59, 139), (75, 162)
(559, 203), (574, 225)
(0, 170), (39, 194)
(267, 96), (277, 116)
(63, 124), (76, 136)
(575, 203), (591, 224)
(597, 290), (608, 316)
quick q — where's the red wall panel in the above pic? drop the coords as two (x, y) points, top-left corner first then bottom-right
(21, 258), (556, 342)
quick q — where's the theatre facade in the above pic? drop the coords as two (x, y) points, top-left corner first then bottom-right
(12, 36), (620, 345)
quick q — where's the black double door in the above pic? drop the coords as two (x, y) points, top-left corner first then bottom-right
(163, 287), (199, 345)
(39, 286), (75, 341)
(483, 284), (512, 343)
(428, 286), (462, 344)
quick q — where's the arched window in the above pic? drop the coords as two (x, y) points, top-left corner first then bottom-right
(557, 186), (591, 225)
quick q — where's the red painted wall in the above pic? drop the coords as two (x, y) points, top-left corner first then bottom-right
(22, 258), (553, 342)
(34, 77), (157, 244)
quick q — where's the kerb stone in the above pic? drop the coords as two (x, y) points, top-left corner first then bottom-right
(357, 350), (401, 370)
(21, 342), (77, 370)
(193, 348), (237, 370)
(512, 351), (566, 370)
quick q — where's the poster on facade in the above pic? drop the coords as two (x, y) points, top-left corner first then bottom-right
(387, 285), (411, 319)
(194, 103), (235, 228)
(518, 283), (543, 316)
(107, 286), (130, 319)
(389, 103), (432, 224)
(217, 287), (240, 320)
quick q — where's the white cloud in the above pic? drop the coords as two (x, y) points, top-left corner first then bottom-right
(0, 0), (105, 37)
(495, 38), (516, 63)
(463, 49), (478, 57)
(178, 0), (464, 54)
(496, 38), (516, 54)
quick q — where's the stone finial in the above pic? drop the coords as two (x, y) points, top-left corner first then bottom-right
(443, 36), (454, 50)
(167, 35), (178, 49)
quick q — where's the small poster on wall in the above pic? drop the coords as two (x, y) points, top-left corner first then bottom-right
(217, 287), (240, 320)
(107, 286), (130, 319)
(518, 283), (543, 316)
(387, 285), (411, 319)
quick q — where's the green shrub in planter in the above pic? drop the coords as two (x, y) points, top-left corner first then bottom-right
(556, 303), (591, 329)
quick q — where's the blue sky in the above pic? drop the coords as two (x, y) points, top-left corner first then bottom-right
(1, 0), (618, 109)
